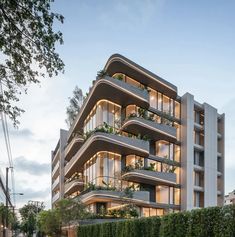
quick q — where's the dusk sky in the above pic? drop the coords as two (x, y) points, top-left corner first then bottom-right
(0, 0), (235, 208)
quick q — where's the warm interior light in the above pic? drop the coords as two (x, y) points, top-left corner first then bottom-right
(150, 96), (154, 100)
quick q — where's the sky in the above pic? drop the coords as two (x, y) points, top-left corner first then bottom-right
(0, 0), (235, 208)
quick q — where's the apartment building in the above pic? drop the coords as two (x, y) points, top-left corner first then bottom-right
(51, 54), (225, 217)
(224, 190), (235, 205)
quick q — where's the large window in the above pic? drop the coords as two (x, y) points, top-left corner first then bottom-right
(156, 186), (180, 205)
(156, 186), (169, 204)
(126, 155), (144, 169)
(84, 100), (121, 134)
(148, 88), (180, 118)
(194, 191), (204, 207)
(150, 90), (157, 108)
(175, 101), (180, 119)
(84, 152), (121, 188)
(194, 171), (204, 187)
(142, 207), (164, 217)
(113, 73), (181, 119)
(194, 132), (204, 146)
(155, 140), (180, 162)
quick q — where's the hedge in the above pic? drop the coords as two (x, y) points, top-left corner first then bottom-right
(77, 205), (235, 237)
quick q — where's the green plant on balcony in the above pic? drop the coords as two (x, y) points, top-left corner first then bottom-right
(108, 204), (139, 218)
(147, 113), (155, 121)
(123, 165), (134, 173)
(128, 112), (137, 118)
(135, 159), (143, 169)
(121, 186), (134, 199)
(161, 112), (174, 126)
(142, 134), (150, 141)
(113, 74), (124, 81)
(101, 180), (116, 191)
(83, 130), (93, 141)
(162, 163), (176, 173)
(145, 162), (156, 171)
(138, 107), (148, 119)
(83, 92), (89, 101)
(84, 181), (117, 193)
(138, 84), (149, 94)
(97, 69), (109, 79)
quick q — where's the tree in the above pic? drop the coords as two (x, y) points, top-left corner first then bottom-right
(0, 0), (64, 126)
(37, 209), (61, 236)
(0, 203), (17, 232)
(56, 199), (88, 226)
(65, 86), (83, 127)
(19, 203), (44, 237)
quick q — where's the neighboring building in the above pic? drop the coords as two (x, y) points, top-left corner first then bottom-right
(51, 54), (225, 216)
(224, 190), (235, 205)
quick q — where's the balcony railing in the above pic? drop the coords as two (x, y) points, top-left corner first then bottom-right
(52, 176), (60, 191)
(52, 161), (59, 178)
(67, 75), (150, 141)
(64, 179), (84, 195)
(122, 168), (177, 186)
(52, 192), (60, 203)
(64, 131), (149, 177)
(64, 135), (84, 161)
(79, 190), (150, 204)
(122, 116), (177, 143)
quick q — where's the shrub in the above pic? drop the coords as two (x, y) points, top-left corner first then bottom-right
(77, 205), (235, 237)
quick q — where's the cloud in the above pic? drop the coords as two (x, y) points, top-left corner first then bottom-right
(18, 187), (50, 200)
(9, 128), (34, 137)
(13, 186), (51, 208)
(0, 126), (34, 138)
(14, 156), (50, 176)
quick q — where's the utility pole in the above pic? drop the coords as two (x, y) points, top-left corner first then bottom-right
(3, 167), (12, 237)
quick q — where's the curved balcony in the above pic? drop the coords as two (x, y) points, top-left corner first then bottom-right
(65, 132), (149, 178)
(64, 179), (84, 196)
(122, 169), (177, 186)
(79, 190), (150, 205)
(104, 54), (177, 98)
(122, 117), (177, 143)
(68, 76), (149, 141)
(65, 135), (84, 162)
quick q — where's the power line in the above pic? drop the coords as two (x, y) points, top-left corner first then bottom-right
(0, 80), (15, 207)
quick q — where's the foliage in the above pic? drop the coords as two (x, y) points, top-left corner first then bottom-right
(0, 0), (64, 125)
(97, 70), (109, 79)
(37, 209), (61, 236)
(19, 203), (44, 237)
(83, 182), (117, 193)
(66, 86), (83, 127)
(113, 74), (124, 81)
(0, 203), (17, 231)
(161, 112), (173, 126)
(138, 108), (147, 119)
(77, 216), (161, 237)
(77, 205), (235, 237)
(55, 198), (89, 226)
(108, 205), (139, 219)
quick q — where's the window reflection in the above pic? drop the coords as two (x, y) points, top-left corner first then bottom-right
(156, 186), (169, 204)
(84, 152), (121, 188)
(156, 140), (181, 162)
(84, 100), (121, 134)
(126, 155), (144, 169)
